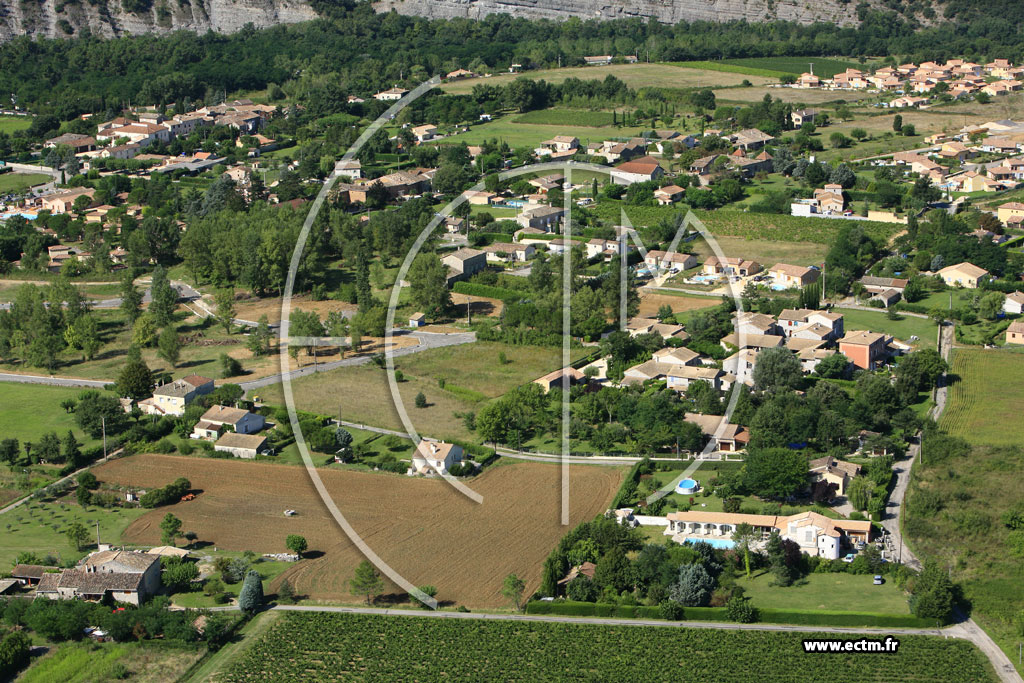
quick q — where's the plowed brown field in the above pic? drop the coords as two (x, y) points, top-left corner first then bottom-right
(94, 454), (623, 607)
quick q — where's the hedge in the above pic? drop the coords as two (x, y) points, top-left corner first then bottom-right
(451, 281), (526, 303)
(525, 602), (935, 628)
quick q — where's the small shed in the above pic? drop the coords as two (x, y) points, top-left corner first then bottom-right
(409, 312), (426, 328)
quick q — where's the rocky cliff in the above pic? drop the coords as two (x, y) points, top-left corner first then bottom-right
(371, 0), (865, 26)
(0, 0), (317, 42)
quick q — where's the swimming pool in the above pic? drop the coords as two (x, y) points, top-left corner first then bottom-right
(675, 478), (699, 495)
(683, 537), (735, 549)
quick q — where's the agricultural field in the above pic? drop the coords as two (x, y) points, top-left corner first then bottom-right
(92, 453), (624, 607)
(440, 63), (772, 95)
(513, 109), (615, 127)
(688, 234), (828, 267)
(635, 291), (715, 319)
(736, 571), (911, 614)
(714, 86), (876, 105)
(257, 341), (586, 441)
(834, 308), (938, 349)
(0, 498), (149, 568)
(18, 641), (203, 683)
(443, 116), (646, 149)
(212, 611), (996, 682)
(719, 57), (861, 78)
(911, 348), (1024, 673)
(0, 172), (51, 193)
(940, 348), (1024, 447)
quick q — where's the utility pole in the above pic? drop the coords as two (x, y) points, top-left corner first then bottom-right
(95, 520), (100, 548)
(101, 416), (106, 458)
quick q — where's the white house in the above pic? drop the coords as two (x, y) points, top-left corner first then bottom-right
(1004, 291), (1024, 315)
(192, 405), (265, 439)
(412, 441), (463, 475)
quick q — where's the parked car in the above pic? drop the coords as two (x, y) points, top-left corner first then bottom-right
(873, 575), (884, 585)
(842, 553), (856, 563)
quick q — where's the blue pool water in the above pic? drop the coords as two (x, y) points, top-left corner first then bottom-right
(685, 537), (735, 549)
(676, 478), (699, 494)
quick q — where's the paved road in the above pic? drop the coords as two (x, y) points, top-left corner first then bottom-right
(239, 331), (477, 391)
(0, 372), (110, 388)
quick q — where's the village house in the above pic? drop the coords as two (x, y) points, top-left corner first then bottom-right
(667, 365), (733, 393)
(411, 124), (438, 142)
(610, 155), (665, 185)
(36, 550), (162, 606)
(1006, 320), (1024, 345)
(412, 441), (464, 475)
(214, 432), (269, 459)
(997, 201), (1024, 224)
(957, 171), (1002, 193)
(702, 256), (761, 277)
(1003, 291), (1024, 315)
(730, 128), (775, 151)
(528, 173), (565, 193)
(583, 55), (613, 66)
(937, 262), (989, 288)
(654, 184), (685, 205)
(643, 250), (696, 272)
(813, 184), (846, 214)
(441, 247), (487, 287)
(335, 159), (362, 179)
(790, 109), (819, 127)
(516, 205), (565, 231)
(683, 412), (749, 452)
(534, 367), (586, 393)
(547, 238), (583, 254)
(445, 68), (476, 80)
(41, 187), (96, 214)
(625, 317), (689, 342)
(373, 87), (408, 101)
(46, 133), (96, 153)
(11, 564), (59, 586)
(138, 375), (214, 417)
(838, 330), (895, 370)
(538, 135), (580, 156)
(796, 72), (820, 88)
(663, 510), (871, 559)
(191, 404), (266, 440)
(483, 242), (535, 263)
(937, 141), (974, 162)
(808, 456), (862, 496)
(769, 263), (819, 288)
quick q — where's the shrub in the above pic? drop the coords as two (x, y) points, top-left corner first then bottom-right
(725, 595), (758, 623)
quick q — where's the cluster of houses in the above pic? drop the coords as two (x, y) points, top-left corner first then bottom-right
(12, 547), (169, 606)
(127, 374), (271, 459)
(794, 58), (1024, 105)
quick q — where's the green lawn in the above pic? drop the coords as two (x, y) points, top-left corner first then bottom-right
(0, 499), (149, 568)
(0, 115), (32, 135)
(18, 641), (203, 683)
(737, 570), (912, 614)
(0, 172), (51, 193)
(835, 308), (938, 348)
(170, 556), (292, 608)
(0, 383), (100, 448)
(256, 342), (587, 442)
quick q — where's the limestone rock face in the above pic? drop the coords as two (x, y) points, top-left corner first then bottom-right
(0, 0), (318, 43)
(371, 0), (865, 27)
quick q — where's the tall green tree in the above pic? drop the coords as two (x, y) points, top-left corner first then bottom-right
(407, 253), (452, 318)
(116, 345), (154, 399)
(65, 521), (89, 551)
(349, 560), (385, 605)
(501, 573), (526, 611)
(215, 288), (236, 334)
(157, 325), (181, 367)
(148, 266), (177, 326)
(120, 274), (143, 324)
(238, 569), (265, 613)
(160, 513), (183, 545)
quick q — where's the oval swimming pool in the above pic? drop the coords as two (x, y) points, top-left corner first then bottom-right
(676, 478), (699, 495)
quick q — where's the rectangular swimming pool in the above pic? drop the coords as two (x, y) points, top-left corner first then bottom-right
(682, 537), (735, 549)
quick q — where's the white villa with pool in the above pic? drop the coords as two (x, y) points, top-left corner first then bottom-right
(662, 510), (872, 559)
